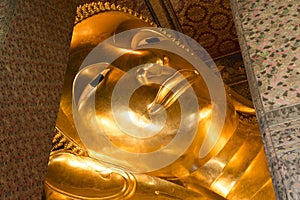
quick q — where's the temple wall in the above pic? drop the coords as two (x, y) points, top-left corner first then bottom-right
(230, 0), (300, 199)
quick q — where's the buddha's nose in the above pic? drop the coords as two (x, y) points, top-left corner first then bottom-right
(147, 69), (200, 115)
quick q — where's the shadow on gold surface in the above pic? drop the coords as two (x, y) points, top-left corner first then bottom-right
(45, 2), (275, 199)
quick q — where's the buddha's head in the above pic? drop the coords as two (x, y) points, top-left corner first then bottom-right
(58, 3), (239, 180)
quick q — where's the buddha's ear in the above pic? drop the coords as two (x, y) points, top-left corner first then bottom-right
(45, 150), (137, 199)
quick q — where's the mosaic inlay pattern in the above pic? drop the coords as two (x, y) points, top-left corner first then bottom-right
(231, 0), (300, 199)
(240, 1), (300, 111)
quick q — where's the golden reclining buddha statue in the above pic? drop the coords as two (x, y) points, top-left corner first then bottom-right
(44, 2), (276, 199)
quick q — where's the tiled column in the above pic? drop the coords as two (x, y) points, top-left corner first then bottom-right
(230, 0), (300, 199)
(0, 1), (17, 50)
(0, 1), (77, 199)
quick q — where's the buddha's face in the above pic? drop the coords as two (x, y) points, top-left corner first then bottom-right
(59, 11), (238, 178)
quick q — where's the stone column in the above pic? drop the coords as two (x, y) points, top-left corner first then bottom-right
(230, 0), (300, 199)
(0, 1), (77, 199)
